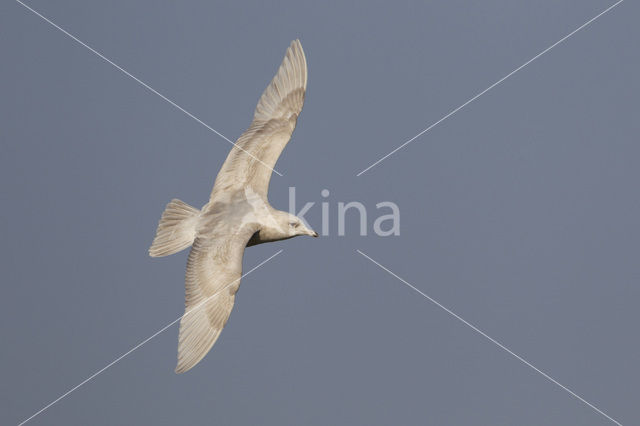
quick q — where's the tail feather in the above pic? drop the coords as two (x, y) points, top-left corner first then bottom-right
(149, 199), (200, 257)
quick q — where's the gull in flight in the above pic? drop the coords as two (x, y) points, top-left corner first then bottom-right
(149, 40), (316, 373)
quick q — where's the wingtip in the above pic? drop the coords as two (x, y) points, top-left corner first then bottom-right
(290, 39), (304, 54)
(289, 39), (307, 89)
(174, 358), (192, 374)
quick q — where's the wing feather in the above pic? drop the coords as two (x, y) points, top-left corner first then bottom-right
(211, 40), (307, 200)
(175, 225), (256, 373)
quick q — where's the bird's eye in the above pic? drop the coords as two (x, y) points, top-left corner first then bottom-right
(289, 222), (299, 228)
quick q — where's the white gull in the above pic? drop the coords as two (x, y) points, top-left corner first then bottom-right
(149, 40), (316, 373)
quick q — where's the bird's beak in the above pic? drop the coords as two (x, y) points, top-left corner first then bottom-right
(307, 228), (319, 237)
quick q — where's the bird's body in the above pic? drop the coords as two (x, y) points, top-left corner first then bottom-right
(149, 40), (316, 373)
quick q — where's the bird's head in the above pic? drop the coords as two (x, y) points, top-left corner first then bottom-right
(281, 212), (318, 238)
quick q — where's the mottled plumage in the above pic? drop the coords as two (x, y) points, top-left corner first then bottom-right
(149, 40), (316, 373)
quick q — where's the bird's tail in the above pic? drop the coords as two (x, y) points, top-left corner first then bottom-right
(149, 199), (200, 257)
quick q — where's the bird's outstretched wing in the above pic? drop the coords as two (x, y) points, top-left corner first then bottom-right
(175, 224), (258, 373)
(211, 39), (307, 200)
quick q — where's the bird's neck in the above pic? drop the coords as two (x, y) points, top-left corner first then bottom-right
(247, 226), (293, 247)
(247, 209), (292, 246)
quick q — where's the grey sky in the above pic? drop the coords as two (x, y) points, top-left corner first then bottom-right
(1, 1), (638, 425)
